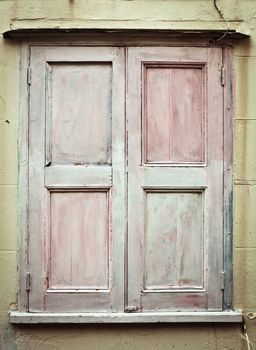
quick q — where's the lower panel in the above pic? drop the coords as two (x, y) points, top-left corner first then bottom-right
(142, 190), (207, 311)
(50, 191), (110, 291)
(35, 190), (114, 313)
(144, 191), (204, 291)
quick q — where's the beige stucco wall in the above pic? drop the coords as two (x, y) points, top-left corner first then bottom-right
(0, 1), (256, 349)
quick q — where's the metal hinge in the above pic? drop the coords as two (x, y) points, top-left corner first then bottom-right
(124, 305), (139, 313)
(27, 67), (32, 85)
(221, 271), (226, 290)
(26, 272), (31, 292)
(221, 65), (225, 86)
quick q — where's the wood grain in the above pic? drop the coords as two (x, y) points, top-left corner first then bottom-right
(206, 47), (224, 310)
(50, 191), (109, 290)
(26, 44), (226, 313)
(28, 46), (125, 312)
(127, 46), (223, 311)
(145, 66), (204, 163)
(145, 191), (203, 290)
(50, 63), (112, 165)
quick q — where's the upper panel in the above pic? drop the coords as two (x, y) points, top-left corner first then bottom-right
(144, 64), (205, 164)
(48, 62), (112, 165)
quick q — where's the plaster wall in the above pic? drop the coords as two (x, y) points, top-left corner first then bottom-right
(0, 1), (256, 349)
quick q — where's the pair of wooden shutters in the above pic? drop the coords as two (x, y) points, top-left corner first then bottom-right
(28, 45), (224, 312)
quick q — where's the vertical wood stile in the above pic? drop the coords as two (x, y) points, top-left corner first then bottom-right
(127, 47), (143, 310)
(29, 47), (47, 311)
(223, 47), (233, 310)
(207, 47), (224, 310)
(19, 43), (30, 311)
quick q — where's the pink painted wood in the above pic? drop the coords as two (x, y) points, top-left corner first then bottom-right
(51, 63), (112, 165)
(50, 192), (109, 290)
(127, 46), (224, 311)
(27, 44), (226, 314)
(28, 46), (125, 312)
(145, 191), (203, 290)
(145, 66), (204, 163)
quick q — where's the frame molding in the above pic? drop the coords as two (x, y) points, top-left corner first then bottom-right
(17, 36), (234, 318)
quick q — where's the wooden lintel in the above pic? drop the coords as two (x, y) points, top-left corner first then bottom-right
(2, 28), (249, 41)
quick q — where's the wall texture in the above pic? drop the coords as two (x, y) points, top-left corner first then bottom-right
(0, 0), (256, 349)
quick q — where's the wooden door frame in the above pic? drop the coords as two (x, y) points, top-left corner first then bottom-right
(18, 35), (233, 312)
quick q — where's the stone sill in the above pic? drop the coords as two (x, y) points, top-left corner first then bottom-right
(10, 311), (243, 324)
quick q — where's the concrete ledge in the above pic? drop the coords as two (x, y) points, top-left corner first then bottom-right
(10, 311), (243, 324)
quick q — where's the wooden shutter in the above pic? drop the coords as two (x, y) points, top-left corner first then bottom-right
(28, 44), (226, 314)
(127, 47), (224, 311)
(28, 46), (125, 312)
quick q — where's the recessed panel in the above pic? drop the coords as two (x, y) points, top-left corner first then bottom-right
(50, 192), (109, 290)
(50, 63), (112, 164)
(144, 191), (204, 290)
(144, 66), (204, 163)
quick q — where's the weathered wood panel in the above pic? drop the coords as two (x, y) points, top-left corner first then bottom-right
(50, 191), (109, 290)
(50, 63), (112, 165)
(206, 48), (224, 310)
(127, 46), (224, 311)
(28, 47), (48, 311)
(28, 46), (125, 312)
(143, 167), (207, 188)
(27, 44), (226, 314)
(145, 191), (203, 290)
(145, 66), (204, 163)
(45, 165), (112, 189)
(141, 292), (207, 311)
